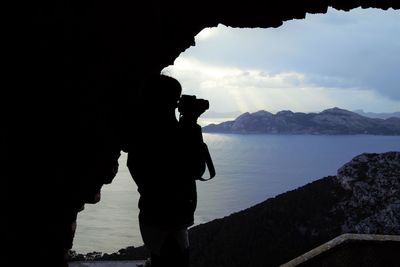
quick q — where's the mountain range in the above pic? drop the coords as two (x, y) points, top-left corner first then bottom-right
(353, 110), (400, 119)
(202, 107), (400, 135)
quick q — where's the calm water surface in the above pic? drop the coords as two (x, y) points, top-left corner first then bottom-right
(74, 134), (400, 253)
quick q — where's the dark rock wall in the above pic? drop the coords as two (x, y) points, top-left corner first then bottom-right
(5, 1), (399, 266)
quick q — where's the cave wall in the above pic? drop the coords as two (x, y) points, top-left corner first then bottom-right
(5, 1), (399, 266)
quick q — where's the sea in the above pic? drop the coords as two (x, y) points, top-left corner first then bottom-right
(73, 130), (400, 254)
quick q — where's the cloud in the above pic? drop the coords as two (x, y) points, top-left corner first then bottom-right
(164, 57), (399, 113)
(195, 27), (222, 41)
(163, 7), (400, 113)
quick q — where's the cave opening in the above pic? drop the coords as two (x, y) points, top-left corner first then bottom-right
(6, 2), (399, 266)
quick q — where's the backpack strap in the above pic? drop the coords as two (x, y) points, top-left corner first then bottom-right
(197, 143), (216, 181)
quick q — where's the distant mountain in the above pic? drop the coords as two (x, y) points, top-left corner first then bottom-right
(353, 109), (400, 119)
(202, 110), (241, 118)
(202, 107), (400, 135)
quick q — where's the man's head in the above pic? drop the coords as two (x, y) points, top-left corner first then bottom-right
(143, 75), (182, 111)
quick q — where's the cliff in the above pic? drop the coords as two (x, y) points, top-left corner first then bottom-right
(203, 108), (400, 135)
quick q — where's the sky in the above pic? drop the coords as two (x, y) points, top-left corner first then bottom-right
(162, 7), (400, 114)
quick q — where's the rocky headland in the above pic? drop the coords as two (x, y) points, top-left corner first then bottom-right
(188, 151), (400, 267)
(202, 107), (400, 135)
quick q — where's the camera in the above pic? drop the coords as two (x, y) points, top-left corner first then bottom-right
(178, 94), (209, 119)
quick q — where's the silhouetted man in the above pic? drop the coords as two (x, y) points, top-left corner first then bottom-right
(125, 75), (206, 267)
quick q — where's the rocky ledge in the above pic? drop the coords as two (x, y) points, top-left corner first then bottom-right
(336, 152), (400, 234)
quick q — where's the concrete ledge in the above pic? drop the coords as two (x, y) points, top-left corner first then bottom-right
(280, 234), (400, 267)
(69, 260), (146, 267)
